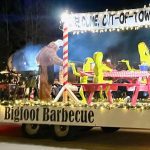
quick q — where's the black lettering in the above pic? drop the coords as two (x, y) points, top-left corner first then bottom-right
(124, 12), (129, 23)
(94, 14), (99, 26)
(90, 15), (95, 27)
(50, 110), (56, 121)
(75, 16), (80, 28)
(43, 108), (49, 121)
(134, 12), (138, 22)
(119, 12), (125, 24)
(14, 108), (20, 121)
(57, 109), (61, 121)
(110, 14), (115, 25)
(81, 110), (87, 123)
(81, 16), (86, 27)
(69, 110), (74, 122)
(30, 109), (35, 121)
(24, 109), (29, 120)
(102, 14), (107, 26)
(20, 107), (23, 120)
(85, 16), (91, 27)
(62, 108), (68, 122)
(138, 10), (144, 22)
(75, 110), (80, 122)
(11, 107), (14, 120)
(36, 108), (39, 121)
(144, 10), (150, 21)
(88, 111), (94, 123)
(4, 107), (11, 120)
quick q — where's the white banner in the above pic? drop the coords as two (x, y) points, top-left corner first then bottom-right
(2, 105), (150, 129)
(65, 6), (150, 32)
(0, 106), (96, 126)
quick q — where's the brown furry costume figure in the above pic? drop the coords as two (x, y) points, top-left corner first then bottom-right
(36, 40), (63, 101)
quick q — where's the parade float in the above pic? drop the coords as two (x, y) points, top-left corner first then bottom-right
(1, 5), (150, 140)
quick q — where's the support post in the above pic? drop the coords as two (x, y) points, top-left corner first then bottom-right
(63, 24), (69, 102)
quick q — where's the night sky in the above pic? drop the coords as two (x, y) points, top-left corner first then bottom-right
(0, 0), (150, 71)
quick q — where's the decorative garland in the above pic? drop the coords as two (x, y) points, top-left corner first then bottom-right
(1, 98), (150, 111)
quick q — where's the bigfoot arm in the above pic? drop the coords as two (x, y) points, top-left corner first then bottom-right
(50, 55), (63, 66)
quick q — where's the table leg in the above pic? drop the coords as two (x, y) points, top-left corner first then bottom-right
(105, 86), (113, 104)
(87, 92), (95, 104)
(131, 86), (140, 106)
(107, 90), (113, 104)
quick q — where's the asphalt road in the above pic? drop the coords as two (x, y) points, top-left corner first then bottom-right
(0, 124), (150, 150)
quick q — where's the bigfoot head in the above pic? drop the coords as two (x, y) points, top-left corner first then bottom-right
(36, 40), (63, 66)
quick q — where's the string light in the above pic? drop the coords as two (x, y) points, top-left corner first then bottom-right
(104, 29), (107, 32)
(1, 98), (150, 111)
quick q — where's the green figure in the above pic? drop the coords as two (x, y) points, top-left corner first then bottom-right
(70, 57), (94, 103)
(93, 52), (112, 99)
(138, 42), (150, 66)
(93, 52), (112, 83)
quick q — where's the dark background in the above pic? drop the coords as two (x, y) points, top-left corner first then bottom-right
(0, 0), (150, 71)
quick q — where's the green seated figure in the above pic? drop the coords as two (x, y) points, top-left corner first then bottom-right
(70, 57), (94, 104)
